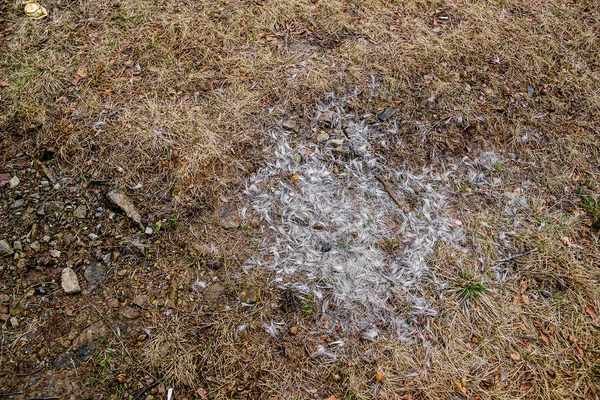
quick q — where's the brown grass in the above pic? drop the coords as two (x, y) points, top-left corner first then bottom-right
(1, 0), (600, 398)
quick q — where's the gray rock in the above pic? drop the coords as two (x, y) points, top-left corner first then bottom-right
(316, 132), (329, 142)
(144, 226), (153, 235)
(54, 352), (79, 370)
(11, 199), (24, 208)
(119, 305), (140, 320)
(13, 241), (23, 252)
(9, 176), (20, 188)
(0, 239), (14, 258)
(61, 267), (81, 294)
(377, 107), (395, 121)
(10, 316), (19, 327)
(282, 119), (297, 130)
(133, 294), (149, 308)
(37, 201), (65, 216)
(34, 160), (58, 184)
(73, 204), (87, 219)
(84, 262), (105, 289)
(107, 189), (142, 227)
(71, 321), (108, 359)
(50, 249), (61, 258)
(220, 203), (240, 230)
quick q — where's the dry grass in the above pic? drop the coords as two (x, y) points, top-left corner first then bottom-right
(1, 0), (600, 398)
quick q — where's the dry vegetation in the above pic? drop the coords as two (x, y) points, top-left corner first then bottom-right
(1, 0), (599, 399)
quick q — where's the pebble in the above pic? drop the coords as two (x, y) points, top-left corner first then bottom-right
(40, 180), (49, 187)
(42, 235), (51, 242)
(73, 204), (87, 219)
(13, 241), (22, 252)
(30, 242), (41, 252)
(133, 294), (150, 308)
(84, 262), (106, 288)
(106, 299), (120, 309)
(377, 107), (395, 121)
(88, 233), (98, 240)
(107, 189), (143, 227)
(10, 316), (19, 328)
(11, 199), (24, 208)
(61, 267), (81, 294)
(0, 239), (15, 258)
(119, 305), (141, 320)
(9, 176), (20, 188)
(330, 139), (345, 146)
(316, 132), (329, 142)
(50, 249), (62, 258)
(145, 226), (153, 235)
(220, 203), (241, 230)
(282, 119), (297, 130)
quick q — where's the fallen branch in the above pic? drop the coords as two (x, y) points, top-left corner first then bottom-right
(0, 392), (23, 398)
(132, 381), (161, 400)
(375, 175), (406, 210)
(495, 248), (538, 265)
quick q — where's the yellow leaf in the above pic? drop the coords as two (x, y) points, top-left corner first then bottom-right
(454, 377), (467, 396)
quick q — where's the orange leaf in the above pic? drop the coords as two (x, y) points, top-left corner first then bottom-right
(326, 396), (340, 400)
(375, 371), (384, 382)
(454, 377), (468, 396)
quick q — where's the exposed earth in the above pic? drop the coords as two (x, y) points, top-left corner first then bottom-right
(1, 0), (600, 399)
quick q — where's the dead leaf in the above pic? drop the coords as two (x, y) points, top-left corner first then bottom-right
(586, 305), (597, 320)
(375, 371), (384, 382)
(574, 344), (584, 357)
(509, 351), (521, 361)
(326, 397), (340, 400)
(454, 377), (468, 396)
(519, 382), (532, 396)
(0, 81), (9, 87)
(520, 280), (528, 294)
(539, 331), (550, 346)
(76, 67), (87, 78)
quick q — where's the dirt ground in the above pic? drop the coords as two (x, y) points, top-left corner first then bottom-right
(1, 0), (599, 399)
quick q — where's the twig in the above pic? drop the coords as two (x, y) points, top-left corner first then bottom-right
(494, 248), (538, 265)
(375, 175), (406, 210)
(25, 397), (59, 400)
(132, 381), (160, 400)
(0, 392), (23, 398)
(16, 363), (45, 376)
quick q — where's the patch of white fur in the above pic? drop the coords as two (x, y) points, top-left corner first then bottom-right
(241, 94), (467, 341)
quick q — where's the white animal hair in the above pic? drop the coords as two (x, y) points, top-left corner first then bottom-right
(241, 93), (468, 341)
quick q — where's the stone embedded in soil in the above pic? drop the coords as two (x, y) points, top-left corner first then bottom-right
(106, 298), (120, 309)
(54, 352), (80, 370)
(37, 200), (65, 216)
(9, 176), (20, 188)
(71, 321), (108, 359)
(0, 239), (15, 258)
(203, 283), (224, 307)
(84, 262), (105, 289)
(220, 202), (241, 230)
(119, 305), (141, 320)
(282, 119), (297, 130)
(73, 204), (87, 219)
(239, 287), (259, 304)
(61, 267), (81, 294)
(107, 189), (143, 227)
(0, 173), (11, 187)
(377, 107), (395, 121)
(133, 294), (150, 308)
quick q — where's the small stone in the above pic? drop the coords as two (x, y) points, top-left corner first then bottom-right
(316, 132), (329, 142)
(239, 287), (259, 304)
(319, 110), (334, 124)
(117, 269), (128, 277)
(133, 294), (150, 308)
(84, 262), (106, 289)
(540, 290), (552, 298)
(40, 180), (49, 187)
(220, 203), (241, 230)
(50, 249), (61, 258)
(106, 299), (120, 309)
(88, 233), (98, 240)
(42, 235), (51, 243)
(61, 267), (81, 294)
(145, 226), (153, 235)
(293, 153), (302, 165)
(0, 239), (15, 258)
(9, 176), (20, 188)
(313, 222), (326, 230)
(73, 205), (87, 219)
(377, 107), (395, 121)
(30, 242), (41, 252)
(13, 241), (22, 252)
(11, 199), (24, 208)
(119, 305), (140, 320)
(10, 316), (19, 327)
(107, 189), (143, 227)
(330, 139), (345, 146)
(282, 119), (297, 130)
